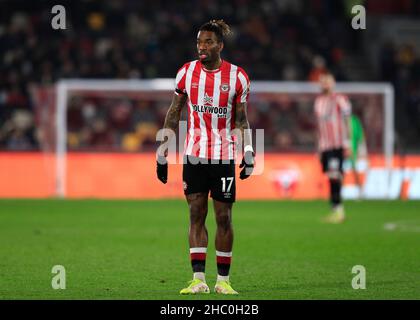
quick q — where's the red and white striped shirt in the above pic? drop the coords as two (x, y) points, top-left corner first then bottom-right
(314, 93), (351, 152)
(175, 59), (250, 160)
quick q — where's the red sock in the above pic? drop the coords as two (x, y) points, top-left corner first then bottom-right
(190, 247), (207, 273)
(216, 250), (232, 276)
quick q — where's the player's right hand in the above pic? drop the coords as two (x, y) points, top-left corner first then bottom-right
(239, 151), (255, 180)
(156, 155), (168, 184)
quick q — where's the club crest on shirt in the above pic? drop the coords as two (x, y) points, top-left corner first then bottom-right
(203, 92), (213, 106)
(220, 84), (230, 92)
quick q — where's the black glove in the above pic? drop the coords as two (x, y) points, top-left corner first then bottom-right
(156, 155), (168, 184)
(239, 151), (255, 180)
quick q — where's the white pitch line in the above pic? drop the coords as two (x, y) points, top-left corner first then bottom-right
(383, 220), (420, 233)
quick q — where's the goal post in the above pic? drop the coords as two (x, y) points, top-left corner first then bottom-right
(250, 81), (394, 169)
(53, 79), (394, 198)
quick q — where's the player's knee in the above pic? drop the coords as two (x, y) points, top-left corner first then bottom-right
(215, 210), (232, 231)
(189, 204), (207, 226)
(327, 170), (342, 181)
(329, 177), (340, 184)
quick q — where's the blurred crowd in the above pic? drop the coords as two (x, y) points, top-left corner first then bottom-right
(379, 41), (420, 151)
(64, 95), (165, 151)
(0, 0), (419, 152)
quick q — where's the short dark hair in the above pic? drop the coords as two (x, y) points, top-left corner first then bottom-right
(199, 19), (232, 42)
(321, 69), (335, 79)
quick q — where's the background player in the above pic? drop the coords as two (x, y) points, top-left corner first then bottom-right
(314, 71), (352, 223)
(156, 20), (255, 294)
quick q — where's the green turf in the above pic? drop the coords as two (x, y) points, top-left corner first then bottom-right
(0, 199), (419, 300)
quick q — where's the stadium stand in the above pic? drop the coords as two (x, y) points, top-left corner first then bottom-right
(0, 0), (419, 152)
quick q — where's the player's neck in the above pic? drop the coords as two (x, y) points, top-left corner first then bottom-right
(202, 58), (222, 71)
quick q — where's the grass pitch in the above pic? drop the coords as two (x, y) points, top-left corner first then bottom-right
(0, 199), (419, 300)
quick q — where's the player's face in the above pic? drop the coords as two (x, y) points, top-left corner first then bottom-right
(319, 74), (335, 93)
(197, 31), (223, 63)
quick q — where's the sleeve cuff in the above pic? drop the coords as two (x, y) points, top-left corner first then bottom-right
(244, 145), (254, 153)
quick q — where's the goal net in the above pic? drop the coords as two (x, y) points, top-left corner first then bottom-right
(32, 79), (394, 199)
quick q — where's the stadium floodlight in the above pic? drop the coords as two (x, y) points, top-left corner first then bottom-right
(52, 79), (394, 198)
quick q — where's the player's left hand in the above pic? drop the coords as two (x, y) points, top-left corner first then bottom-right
(156, 155), (168, 184)
(239, 151), (255, 180)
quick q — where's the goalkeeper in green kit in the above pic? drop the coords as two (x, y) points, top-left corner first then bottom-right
(348, 113), (368, 199)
